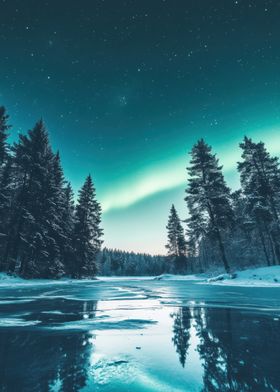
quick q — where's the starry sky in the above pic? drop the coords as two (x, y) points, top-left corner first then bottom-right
(1, 0), (280, 254)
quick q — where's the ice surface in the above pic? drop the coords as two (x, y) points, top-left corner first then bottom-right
(0, 276), (280, 391)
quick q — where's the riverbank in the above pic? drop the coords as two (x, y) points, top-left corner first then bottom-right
(1, 265), (280, 288)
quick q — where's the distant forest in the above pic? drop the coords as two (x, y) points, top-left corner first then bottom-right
(1, 106), (280, 278)
(97, 248), (169, 276)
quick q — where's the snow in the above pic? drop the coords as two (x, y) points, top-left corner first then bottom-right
(153, 274), (203, 281)
(0, 273), (73, 287)
(99, 276), (156, 281)
(152, 266), (280, 287)
(153, 266), (280, 287)
(0, 273), (25, 284)
(205, 266), (280, 287)
(1, 266), (280, 288)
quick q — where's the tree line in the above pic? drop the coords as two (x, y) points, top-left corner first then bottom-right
(98, 248), (170, 276)
(0, 106), (103, 278)
(166, 138), (280, 273)
(1, 104), (279, 278)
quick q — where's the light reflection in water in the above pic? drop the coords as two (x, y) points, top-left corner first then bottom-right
(0, 297), (280, 391)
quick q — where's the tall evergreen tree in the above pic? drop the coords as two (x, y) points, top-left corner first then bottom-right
(51, 151), (71, 265)
(61, 182), (75, 274)
(166, 204), (187, 270)
(72, 175), (103, 278)
(0, 106), (11, 166)
(230, 190), (268, 267)
(185, 139), (233, 273)
(0, 158), (14, 270)
(3, 120), (64, 277)
(238, 137), (280, 265)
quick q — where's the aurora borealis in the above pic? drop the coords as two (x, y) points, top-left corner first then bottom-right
(1, 0), (280, 253)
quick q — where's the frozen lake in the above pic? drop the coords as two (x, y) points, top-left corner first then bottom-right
(0, 277), (280, 391)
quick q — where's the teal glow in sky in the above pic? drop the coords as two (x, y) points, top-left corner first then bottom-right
(1, 0), (280, 254)
(101, 125), (280, 254)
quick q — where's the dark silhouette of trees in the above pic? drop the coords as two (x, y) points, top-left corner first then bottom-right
(0, 108), (102, 278)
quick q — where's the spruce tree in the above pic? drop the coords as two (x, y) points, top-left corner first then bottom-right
(238, 137), (280, 265)
(166, 205), (186, 256)
(4, 120), (63, 277)
(72, 175), (103, 278)
(51, 151), (70, 267)
(61, 182), (75, 274)
(185, 139), (233, 273)
(230, 190), (266, 267)
(0, 158), (14, 270)
(0, 106), (11, 166)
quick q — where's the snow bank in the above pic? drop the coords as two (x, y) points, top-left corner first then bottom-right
(154, 273), (203, 281)
(0, 273), (25, 284)
(153, 266), (280, 287)
(0, 273), (73, 287)
(205, 266), (280, 287)
(1, 267), (280, 288)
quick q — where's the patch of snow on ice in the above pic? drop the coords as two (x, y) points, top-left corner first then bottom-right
(154, 274), (204, 281)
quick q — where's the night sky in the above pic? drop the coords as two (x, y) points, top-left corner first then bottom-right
(1, 0), (280, 254)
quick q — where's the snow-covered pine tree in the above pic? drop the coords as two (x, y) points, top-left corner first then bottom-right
(238, 137), (280, 265)
(229, 190), (268, 268)
(0, 106), (11, 167)
(72, 175), (103, 278)
(0, 107), (12, 259)
(166, 204), (186, 257)
(166, 204), (187, 273)
(0, 158), (14, 270)
(4, 120), (64, 277)
(51, 151), (74, 272)
(185, 139), (233, 273)
(61, 182), (75, 274)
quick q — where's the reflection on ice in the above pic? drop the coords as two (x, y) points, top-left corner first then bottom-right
(0, 279), (280, 391)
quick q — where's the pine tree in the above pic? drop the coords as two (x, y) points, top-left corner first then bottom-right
(230, 189), (274, 268)
(185, 139), (233, 273)
(166, 204), (186, 257)
(51, 151), (70, 268)
(0, 106), (11, 166)
(72, 175), (103, 278)
(61, 182), (75, 274)
(4, 120), (64, 277)
(0, 158), (14, 270)
(238, 137), (280, 265)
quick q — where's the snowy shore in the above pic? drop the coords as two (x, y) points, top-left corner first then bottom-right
(204, 266), (280, 287)
(1, 265), (280, 288)
(155, 266), (280, 287)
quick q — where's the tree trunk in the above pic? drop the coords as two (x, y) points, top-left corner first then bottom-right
(216, 228), (230, 273)
(207, 200), (230, 273)
(257, 224), (271, 266)
(271, 231), (280, 265)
